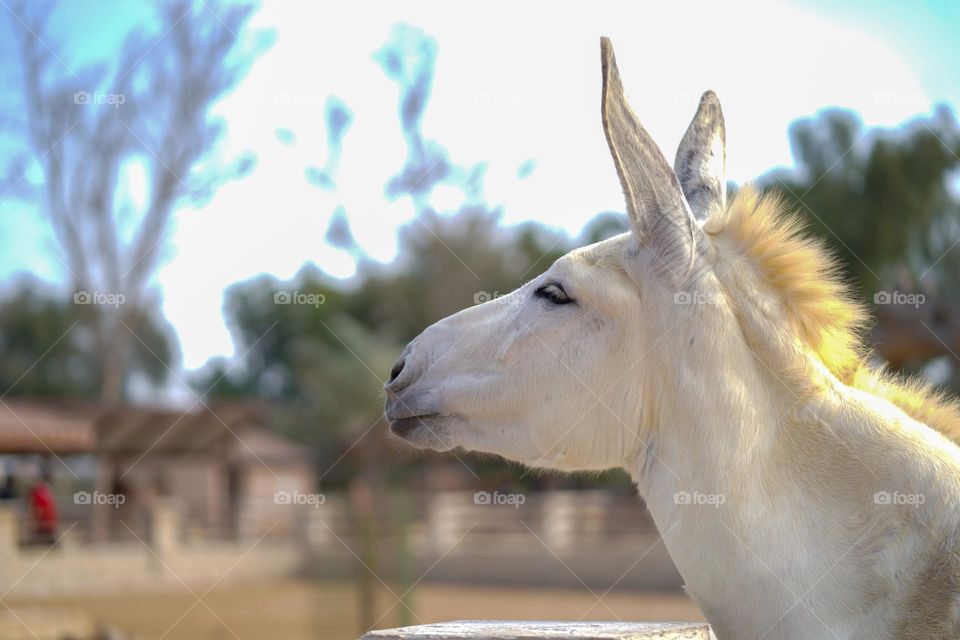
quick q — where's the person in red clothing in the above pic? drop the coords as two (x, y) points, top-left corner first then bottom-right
(28, 467), (58, 544)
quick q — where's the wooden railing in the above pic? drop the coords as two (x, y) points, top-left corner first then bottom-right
(361, 621), (713, 639)
(309, 490), (658, 550)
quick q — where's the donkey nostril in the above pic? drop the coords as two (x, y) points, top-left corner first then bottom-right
(388, 358), (405, 384)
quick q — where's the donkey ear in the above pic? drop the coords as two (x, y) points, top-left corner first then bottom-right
(600, 38), (701, 274)
(675, 91), (726, 221)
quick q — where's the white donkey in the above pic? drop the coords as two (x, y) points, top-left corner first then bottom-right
(384, 38), (960, 639)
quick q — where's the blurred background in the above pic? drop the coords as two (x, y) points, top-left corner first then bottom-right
(0, 1), (958, 638)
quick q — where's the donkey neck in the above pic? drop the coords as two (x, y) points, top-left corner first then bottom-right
(629, 341), (781, 523)
(626, 351), (837, 637)
(628, 343), (960, 639)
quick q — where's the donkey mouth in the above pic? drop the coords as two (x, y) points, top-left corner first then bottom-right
(387, 412), (458, 451)
(389, 414), (443, 438)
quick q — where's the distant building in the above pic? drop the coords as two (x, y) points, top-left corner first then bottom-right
(0, 400), (314, 543)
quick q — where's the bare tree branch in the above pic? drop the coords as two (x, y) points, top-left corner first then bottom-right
(3, 0), (269, 402)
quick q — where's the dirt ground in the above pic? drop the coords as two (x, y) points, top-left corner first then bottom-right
(9, 580), (705, 639)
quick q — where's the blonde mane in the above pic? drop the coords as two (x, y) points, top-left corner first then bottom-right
(707, 185), (960, 443)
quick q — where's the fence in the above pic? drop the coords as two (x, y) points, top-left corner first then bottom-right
(0, 500), (302, 599)
(7, 486), (658, 547)
(304, 489), (681, 591)
(362, 621), (713, 639)
(309, 489), (658, 552)
(0, 489), (677, 597)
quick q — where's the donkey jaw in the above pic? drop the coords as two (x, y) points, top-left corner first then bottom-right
(388, 413), (459, 451)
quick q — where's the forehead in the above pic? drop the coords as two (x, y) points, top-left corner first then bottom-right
(564, 232), (630, 267)
(551, 232), (632, 284)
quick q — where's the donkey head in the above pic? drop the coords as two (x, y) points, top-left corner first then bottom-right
(384, 38), (732, 471)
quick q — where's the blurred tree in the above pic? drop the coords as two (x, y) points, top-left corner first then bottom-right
(1, 0), (270, 403)
(194, 266), (396, 485)
(760, 107), (960, 373)
(196, 24), (577, 487)
(305, 96), (354, 191)
(0, 276), (173, 397)
(360, 24), (569, 341)
(194, 214), (572, 486)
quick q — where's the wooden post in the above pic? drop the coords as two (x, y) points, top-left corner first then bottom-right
(361, 621), (712, 639)
(91, 455), (114, 542)
(427, 492), (465, 552)
(350, 477), (379, 634)
(150, 497), (179, 558)
(390, 488), (416, 628)
(0, 505), (19, 556)
(541, 492), (575, 553)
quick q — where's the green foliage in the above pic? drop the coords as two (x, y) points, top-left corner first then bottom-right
(0, 277), (174, 398)
(760, 106), (960, 293)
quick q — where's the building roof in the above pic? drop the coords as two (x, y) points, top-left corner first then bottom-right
(0, 401), (95, 454)
(0, 400), (309, 466)
(226, 427), (312, 465)
(95, 402), (264, 455)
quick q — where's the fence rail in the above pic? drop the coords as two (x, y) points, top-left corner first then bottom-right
(361, 621), (712, 639)
(311, 490), (658, 553)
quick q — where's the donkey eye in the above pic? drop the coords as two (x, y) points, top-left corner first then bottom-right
(535, 283), (574, 305)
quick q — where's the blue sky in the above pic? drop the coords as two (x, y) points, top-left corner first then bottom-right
(1, 0), (958, 372)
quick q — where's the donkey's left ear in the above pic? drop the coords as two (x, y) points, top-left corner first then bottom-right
(675, 91), (726, 222)
(600, 37), (703, 276)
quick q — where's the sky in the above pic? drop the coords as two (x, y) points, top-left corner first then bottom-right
(0, 0), (958, 372)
